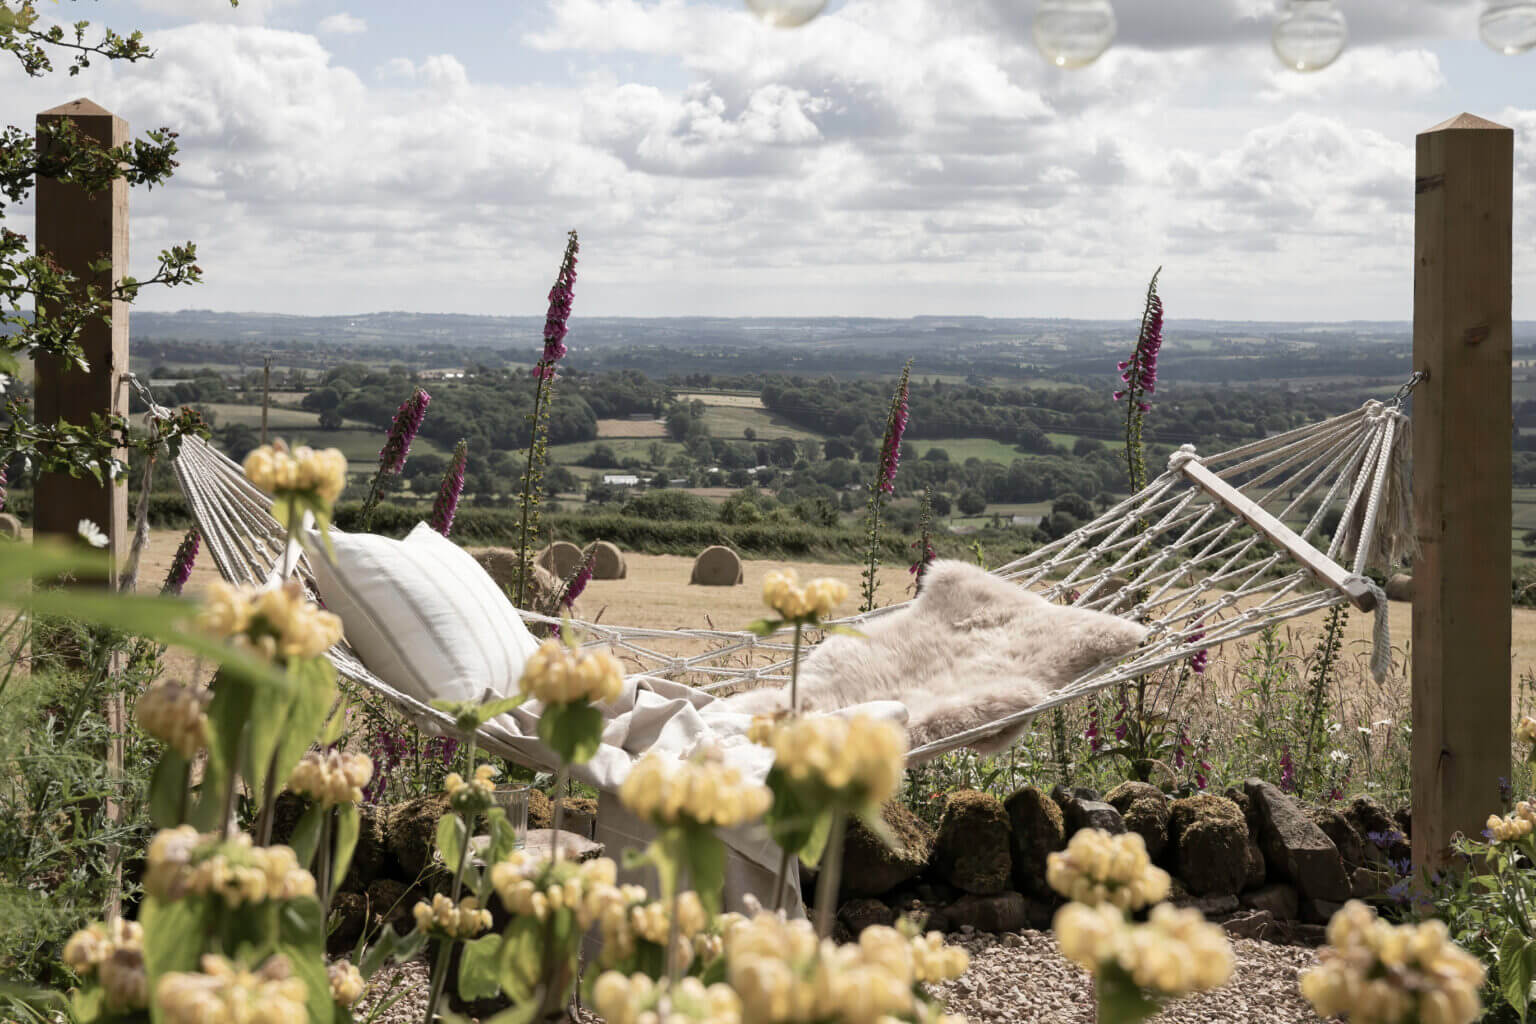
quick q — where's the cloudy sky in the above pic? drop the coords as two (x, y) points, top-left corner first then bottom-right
(3, 0), (1536, 320)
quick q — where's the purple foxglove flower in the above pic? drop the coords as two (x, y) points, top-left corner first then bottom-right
(877, 363), (912, 495)
(561, 556), (594, 608)
(161, 528), (200, 596)
(1187, 630), (1208, 674)
(1279, 746), (1296, 792)
(430, 439), (469, 537)
(0, 467), (7, 512)
(378, 388), (431, 475)
(534, 231), (579, 380)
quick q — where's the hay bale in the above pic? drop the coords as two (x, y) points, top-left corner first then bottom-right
(1385, 574), (1413, 602)
(584, 540), (627, 580)
(0, 514), (20, 541)
(471, 549), (572, 613)
(536, 541), (583, 578)
(690, 545), (743, 586)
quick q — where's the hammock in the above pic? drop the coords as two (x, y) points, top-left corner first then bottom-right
(132, 375), (1411, 767)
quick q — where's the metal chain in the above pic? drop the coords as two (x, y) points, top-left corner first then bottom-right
(1390, 370), (1428, 409)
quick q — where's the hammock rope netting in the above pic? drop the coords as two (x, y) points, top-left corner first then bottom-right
(129, 375), (1413, 765)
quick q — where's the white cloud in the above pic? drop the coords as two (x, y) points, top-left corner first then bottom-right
(316, 12), (366, 35)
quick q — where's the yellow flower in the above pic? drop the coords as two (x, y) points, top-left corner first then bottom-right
(517, 639), (624, 706)
(155, 955), (307, 1024)
(619, 750), (773, 829)
(757, 714), (906, 805)
(243, 439), (348, 507)
(1054, 901), (1233, 997)
(144, 827), (315, 907)
(328, 960), (365, 1007)
(64, 918), (146, 1009)
(198, 580), (343, 663)
(1301, 900), (1484, 1024)
(288, 750), (373, 806)
(762, 569), (847, 623)
(411, 894), (493, 940)
(591, 972), (742, 1024)
(1517, 716), (1536, 746)
(135, 681), (210, 759)
(1046, 828), (1172, 911)
(443, 763), (499, 814)
(490, 852), (620, 929)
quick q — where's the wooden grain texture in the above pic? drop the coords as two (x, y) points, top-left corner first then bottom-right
(1411, 113), (1514, 871)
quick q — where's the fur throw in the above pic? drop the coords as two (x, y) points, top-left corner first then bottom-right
(725, 560), (1148, 756)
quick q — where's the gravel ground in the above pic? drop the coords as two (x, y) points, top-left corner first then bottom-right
(361, 930), (1324, 1024)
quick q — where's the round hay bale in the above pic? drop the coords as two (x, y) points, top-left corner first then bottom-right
(1385, 573), (1413, 602)
(536, 541), (583, 578)
(691, 545), (743, 586)
(471, 549), (572, 613)
(0, 514), (21, 541)
(584, 540), (627, 580)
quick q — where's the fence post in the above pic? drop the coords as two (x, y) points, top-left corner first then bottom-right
(1411, 113), (1514, 871)
(33, 98), (130, 580)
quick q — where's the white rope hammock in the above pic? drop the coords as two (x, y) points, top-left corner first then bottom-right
(134, 376), (1412, 766)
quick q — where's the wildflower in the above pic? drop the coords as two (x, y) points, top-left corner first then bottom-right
(162, 528), (200, 596)
(597, 887), (712, 970)
(444, 763), (499, 815)
(534, 231), (579, 380)
(135, 680), (211, 758)
(909, 536), (936, 579)
(1187, 629), (1208, 674)
(591, 972), (742, 1024)
(619, 750), (773, 829)
(1084, 709), (1102, 753)
(77, 519), (108, 548)
(1280, 746), (1297, 793)
(1115, 286), (1163, 404)
(1486, 801), (1536, 843)
(1300, 900), (1484, 1024)
(144, 827), (316, 907)
(197, 579), (343, 664)
(0, 467), (7, 511)
(1055, 901), (1233, 996)
(288, 750), (374, 807)
(1046, 829), (1172, 911)
(65, 920), (149, 1009)
(517, 639), (624, 706)
(1517, 715), (1536, 746)
(761, 568), (848, 623)
(490, 852), (619, 927)
(412, 893), (493, 939)
(377, 388), (430, 475)
(242, 439), (348, 507)
(328, 960), (365, 1007)
(877, 363), (911, 495)
(155, 955), (306, 1024)
(754, 713), (906, 806)
(561, 554), (594, 609)
(429, 439), (468, 537)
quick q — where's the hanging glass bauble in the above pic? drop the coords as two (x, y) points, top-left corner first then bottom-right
(1032, 0), (1118, 69)
(1480, 2), (1536, 54)
(745, 0), (828, 28)
(1272, 0), (1348, 71)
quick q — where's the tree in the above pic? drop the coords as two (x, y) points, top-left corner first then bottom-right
(1052, 492), (1094, 522)
(931, 491), (952, 516)
(957, 489), (986, 516)
(318, 408), (344, 430)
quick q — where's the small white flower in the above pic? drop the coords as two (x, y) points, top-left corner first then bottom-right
(0, 373), (11, 394)
(77, 519), (108, 548)
(1329, 749), (1351, 764)
(1372, 719), (1393, 729)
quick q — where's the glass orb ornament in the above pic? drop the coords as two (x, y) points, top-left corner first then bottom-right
(745, 0), (827, 28)
(1480, 2), (1536, 54)
(1272, 0), (1348, 72)
(1032, 0), (1118, 69)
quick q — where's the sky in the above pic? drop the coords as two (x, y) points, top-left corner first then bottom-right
(3, 0), (1536, 321)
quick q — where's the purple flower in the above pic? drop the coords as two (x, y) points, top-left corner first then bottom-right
(430, 439), (468, 537)
(378, 388), (431, 475)
(534, 231), (579, 380)
(1279, 746), (1296, 793)
(0, 467), (7, 512)
(909, 537), (936, 577)
(161, 528), (200, 596)
(1114, 276), (1164, 407)
(561, 555), (594, 608)
(1500, 775), (1514, 806)
(877, 362), (912, 495)
(1187, 629), (1208, 674)
(1085, 709), (1102, 752)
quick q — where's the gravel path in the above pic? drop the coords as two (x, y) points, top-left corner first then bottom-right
(361, 931), (1324, 1024)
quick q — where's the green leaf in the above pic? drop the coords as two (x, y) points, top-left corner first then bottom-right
(142, 895), (210, 1012)
(320, 696), (351, 746)
(148, 752), (190, 828)
(537, 702), (603, 765)
(1095, 962), (1163, 1024)
(798, 809), (834, 869)
(190, 672), (254, 831)
(332, 803), (361, 891)
(289, 802), (326, 868)
(683, 826), (727, 916)
(243, 687), (295, 809)
(481, 1006), (539, 1024)
(1501, 928), (1536, 1021)
(265, 657), (338, 803)
(854, 802), (898, 852)
(69, 984), (105, 1024)
(458, 934), (504, 1001)
(486, 808), (519, 870)
(358, 925), (426, 980)
(437, 812), (467, 873)
(745, 618), (783, 637)
(823, 624), (866, 639)
(497, 916), (545, 1005)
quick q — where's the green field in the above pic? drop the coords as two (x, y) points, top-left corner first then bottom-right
(912, 438), (1026, 464)
(699, 405), (819, 440)
(200, 402), (373, 432)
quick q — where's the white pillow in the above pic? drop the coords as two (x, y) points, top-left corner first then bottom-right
(307, 522), (541, 706)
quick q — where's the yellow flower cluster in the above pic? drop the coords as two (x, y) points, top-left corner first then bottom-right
(490, 851), (620, 927)
(1517, 716), (1536, 746)
(591, 972), (743, 1024)
(754, 714), (906, 804)
(761, 569), (848, 622)
(444, 763), (498, 814)
(1055, 901), (1234, 996)
(327, 960), (365, 1007)
(720, 914), (968, 1024)
(1300, 900), (1485, 1024)
(517, 639), (625, 706)
(135, 681), (210, 758)
(144, 827), (316, 907)
(155, 955), (307, 1024)
(1046, 828), (1172, 911)
(619, 751), (773, 830)
(596, 885), (716, 969)
(1488, 801), (1536, 843)
(243, 439), (348, 507)
(198, 579), (344, 663)
(63, 919), (148, 1011)
(288, 749), (373, 806)
(412, 894), (493, 939)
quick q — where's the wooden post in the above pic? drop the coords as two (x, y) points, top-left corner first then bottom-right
(34, 98), (129, 579)
(1412, 113), (1514, 871)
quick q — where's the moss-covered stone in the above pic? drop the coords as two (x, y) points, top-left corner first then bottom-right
(1003, 786), (1065, 897)
(933, 790), (1012, 895)
(1168, 795), (1248, 897)
(383, 793), (452, 878)
(526, 789), (555, 830)
(1105, 781), (1165, 813)
(1123, 796), (1171, 860)
(840, 801), (934, 899)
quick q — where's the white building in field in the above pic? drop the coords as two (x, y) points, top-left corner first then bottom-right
(602, 474), (640, 487)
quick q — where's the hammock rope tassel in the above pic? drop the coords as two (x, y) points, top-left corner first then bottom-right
(1347, 575), (1393, 685)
